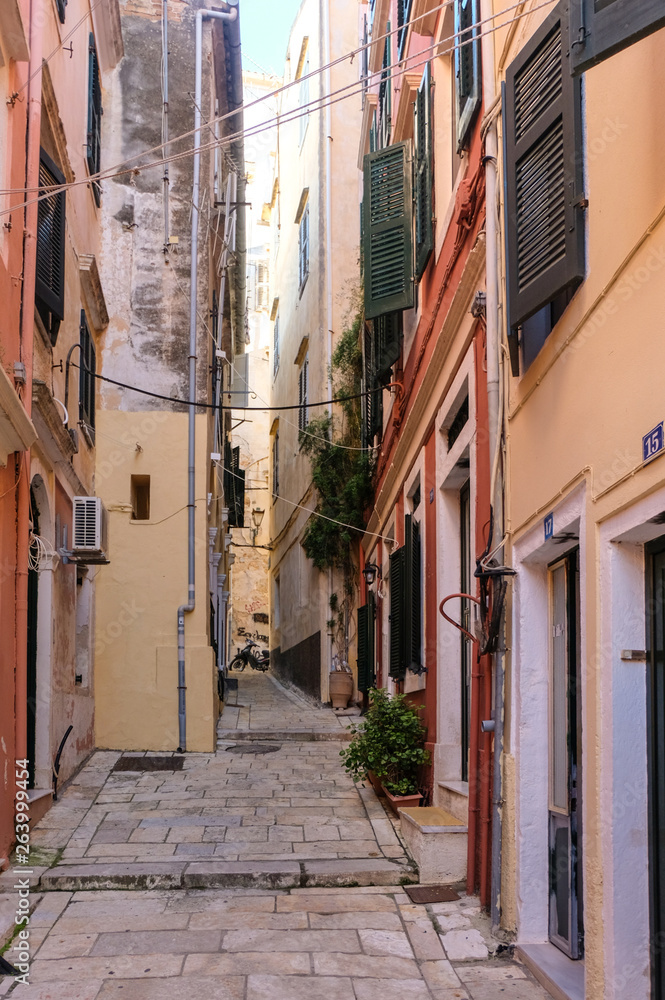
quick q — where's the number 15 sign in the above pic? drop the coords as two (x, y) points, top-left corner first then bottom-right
(643, 422), (664, 464)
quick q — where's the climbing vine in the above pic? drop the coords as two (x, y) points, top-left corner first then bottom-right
(299, 314), (375, 574)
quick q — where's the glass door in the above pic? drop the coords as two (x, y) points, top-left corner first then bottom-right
(548, 550), (583, 959)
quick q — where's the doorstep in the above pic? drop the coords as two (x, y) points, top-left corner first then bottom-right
(517, 942), (585, 1000)
(27, 788), (53, 827)
(398, 806), (467, 884)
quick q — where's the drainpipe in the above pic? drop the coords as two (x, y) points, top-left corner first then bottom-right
(162, 0), (170, 247)
(323, 0), (334, 691)
(16, 0), (43, 767)
(221, 0), (246, 354)
(480, 0), (505, 930)
(178, 3), (238, 753)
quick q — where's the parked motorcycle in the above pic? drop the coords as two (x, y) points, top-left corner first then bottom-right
(229, 639), (270, 672)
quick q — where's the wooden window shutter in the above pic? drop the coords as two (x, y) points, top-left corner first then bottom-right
(298, 358), (308, 432)
(87, 34), (102, 204)
(505, 3), (585, 334)
(570, 0), (665, 75)
(56, 0), (67, 23)
(79, 311), (96, 433)
(404, 514), (422, 673)
(357, 592), (376, 693)
(414, 62), (433, 279)
(455, 0), (481, 151)
(389, 546), (406, 679)
(363, 325), (382, 448)
(397, 0), (413, 60)
(36, 149), (66, 339)
(375, 311), (402, 381)
(363, 142), (414, 320)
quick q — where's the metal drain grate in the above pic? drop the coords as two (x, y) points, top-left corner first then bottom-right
(225, 743), (282, 755)
(113, 755), (185, 772)
(404, 884), (460, 904)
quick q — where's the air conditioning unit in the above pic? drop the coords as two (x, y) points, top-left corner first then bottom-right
(68, 497), (109, 564)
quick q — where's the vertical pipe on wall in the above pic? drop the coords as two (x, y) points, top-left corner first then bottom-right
(16, 0), (43, 766)
(178, 5), (237, 752)
(323, 0), (334, 689)
(162, 0), (170, 246)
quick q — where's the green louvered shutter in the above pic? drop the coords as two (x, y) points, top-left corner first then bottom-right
(455, 0), (481, 151)
(570, 0), (665, 75)
(357, 592), (376, 693)
(414, 62), (433, 279)
(375, 311), (402, 381)
(36, 149), (66, 341)
(363, 324), (383, 447)
(404, 514), (422, 673)
(87, 34), (102, 205)
(363, 142), (414, 320)
(389, 546), (406, 679)
(505, 3), (585, 334)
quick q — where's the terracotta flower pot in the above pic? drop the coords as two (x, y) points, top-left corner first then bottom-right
(329, 669), (354, 709)
(382, 787), (423, 815)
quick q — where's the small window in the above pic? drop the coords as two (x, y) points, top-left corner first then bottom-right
(298, 203), (309, 292)
(79, 311), (96, 439)
(298, 356), (309, 433)
(131, 476), (150, 521)
(56, 0), (67, 23)
(87, 34), (102, 205)
(448, 394), (469, 449)
(299, 52), (310, 146)
(273, 313), (280, 377)
(397, 0), (413, 60)
(272, 431), (280, 501)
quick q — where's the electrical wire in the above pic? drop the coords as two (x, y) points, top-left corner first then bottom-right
(14, 0), (106, 98)
(0, 0), (558, 218)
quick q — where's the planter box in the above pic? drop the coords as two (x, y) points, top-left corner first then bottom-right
(366, 771), (423, 813)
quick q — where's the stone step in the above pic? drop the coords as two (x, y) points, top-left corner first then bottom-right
(398, 806), (468, 885)
(434, 780), (469, 824)
(39, 857), (417, 893)
(217, 729), (352, 743)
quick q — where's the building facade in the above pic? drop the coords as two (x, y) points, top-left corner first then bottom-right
(0, 0), (123, 863)
(495, 1), (665, 997)
(94, 0), (245, 754)
(269, 0), (363, 702)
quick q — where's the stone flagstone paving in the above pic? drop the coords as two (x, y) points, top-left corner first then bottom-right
(1, 673), (551, 997)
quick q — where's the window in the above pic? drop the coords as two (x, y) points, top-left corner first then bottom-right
(414, 62), (433, 279)
(79, 311), (96, 439)
(397, 0), (413, 60)
(36, 149), (66, 345)
(254, 260), (269, 311)
(224, 444), (245, 527)
(272, 430), (279, 501)
(379, 22), (392, 148)
(86, 34), (102, 206)
(298, 355), (309, 432)
(362, 142), (414, 319)
(131, 476), (150, 520)
(389, 514), (422, 678)
(570, 0), (665, 75)
(273, 313), (280, 377)
(299, 51), (310, 146)
(375, 311), (402, 381)
(56, 0), (67, 23)
(298, 202), (309, 292)
(357, 592), (376, 693)
(454, 0), (481, 151)
(504, 3), (584, 375)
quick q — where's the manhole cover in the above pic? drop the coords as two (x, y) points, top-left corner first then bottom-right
(113, 755), (185, 772)
(404, 884), (460, 904)
(225, 743), (282, 755)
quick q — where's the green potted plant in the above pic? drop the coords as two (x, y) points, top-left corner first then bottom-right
(340, 687), (430, 813)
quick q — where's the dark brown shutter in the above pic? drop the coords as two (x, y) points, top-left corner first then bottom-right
(455, 0), (481, 150)
(87, 33), (102, 205)
(570, 0), (665, 74)
(505, 2), (584, 334)
(36, 149), (66, 333)
(404, 513), (422, 673)
(389, 546), (406, 679)
(357, 592), (376, 693)
(79, 311), (96, 433)
(414, 62), (433, 279)
(363, 142), (414, 319)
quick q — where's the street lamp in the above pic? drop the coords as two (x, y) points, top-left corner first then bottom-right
(250, 507), (265, 546)
(362, 562), (381, 587)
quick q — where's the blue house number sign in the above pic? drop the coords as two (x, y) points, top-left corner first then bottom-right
(544, 513), (554, 541)
(643, 422), (664, 465)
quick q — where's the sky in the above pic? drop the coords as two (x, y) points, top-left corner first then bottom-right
(240, 0), (304, 77)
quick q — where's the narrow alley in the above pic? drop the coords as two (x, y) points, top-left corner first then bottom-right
(1, 672), (549, 999)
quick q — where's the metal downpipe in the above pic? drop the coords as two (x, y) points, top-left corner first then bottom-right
(178, 4), (238, 753)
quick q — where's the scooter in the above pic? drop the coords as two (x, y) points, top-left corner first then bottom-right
(229, 638), (270, 672)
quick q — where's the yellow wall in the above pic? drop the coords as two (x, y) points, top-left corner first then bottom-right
(94, 411), (216, 752)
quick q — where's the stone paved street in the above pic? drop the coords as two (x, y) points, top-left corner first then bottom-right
(1, 673), (550, 997)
